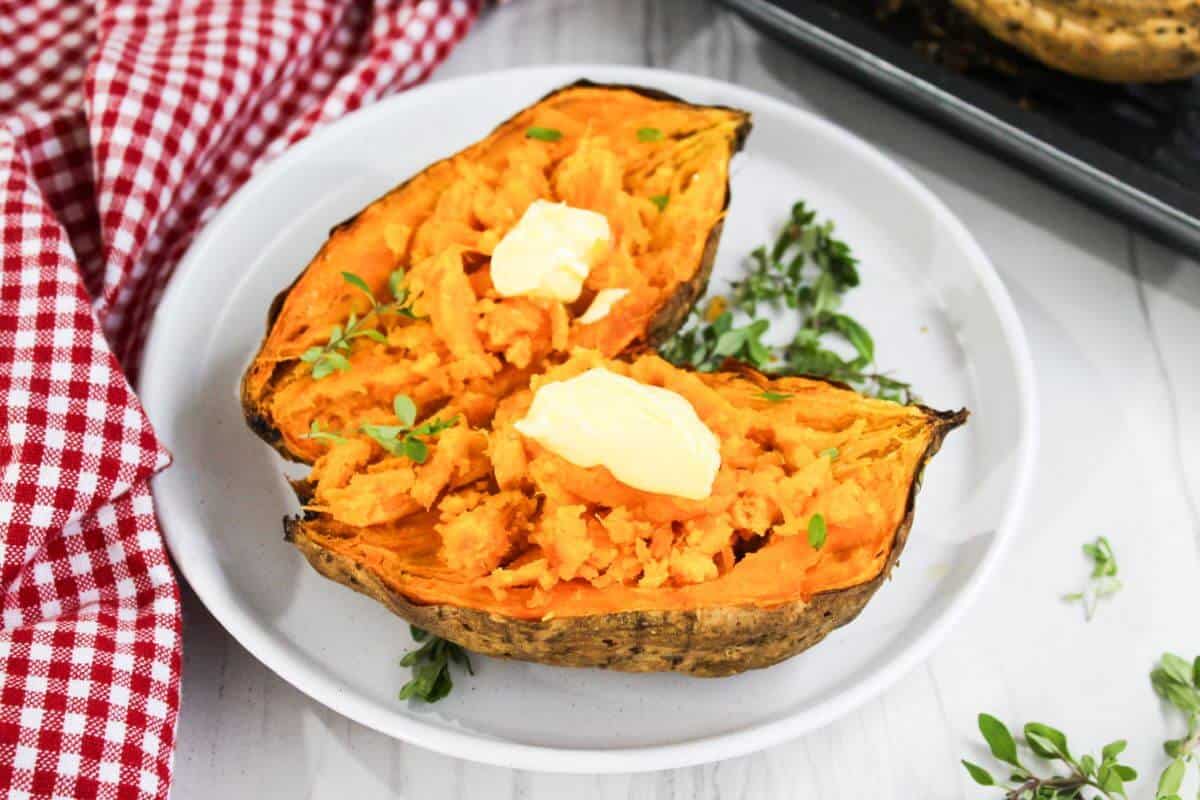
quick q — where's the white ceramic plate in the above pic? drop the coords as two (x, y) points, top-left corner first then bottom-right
(141, 66), (1037, 773)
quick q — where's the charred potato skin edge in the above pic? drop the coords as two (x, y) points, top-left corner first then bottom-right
(284, 389), (967, 678)
(239, 80), (752, 463)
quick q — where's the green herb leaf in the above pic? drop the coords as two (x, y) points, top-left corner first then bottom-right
(1099, 766), (1125, 795)
(342, 271), (376, 304)
(403, 437), (429, 464)
(961, 760), (995, 786)
(979, 713), (1021, 767)
(636, 127), (664, 142)
(1024, 723), (1070, 760)
(1158, 759), (1186, 796)
(714, 328), (745, 357)
(360, 424), (407, 457)
(1102, 740), (1127, 761)
(412, 415), (460, 438)
(807, 514), (827, 550)
(757, 391), (793, 403)
(389, 268), (407, 301)
(398, 630), (473, 703)
(825, 313), (875, 364)
(820, 447), (839, 460)
(526, 126), (563, 142)
(649, 194), (669, 211)
(1113, 764), (1137, 781)
(302, 420), (348, 445)
(1161, 654), (1194, 687)
(393, 395), (417, 429)
(311, 351), (350, 379)
(1064, 535), (1121, 620)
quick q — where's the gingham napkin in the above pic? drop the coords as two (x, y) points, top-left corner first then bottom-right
(0, 1), (479, 796)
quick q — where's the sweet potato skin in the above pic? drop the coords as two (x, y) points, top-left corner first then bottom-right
(241, 80), (751, 463)
(951, 0), (1200, 83)
(284, 395), (966, 677)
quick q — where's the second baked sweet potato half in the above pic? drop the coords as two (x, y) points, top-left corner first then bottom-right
(242, 81), (750, 463)
(287, 350), (966, 676)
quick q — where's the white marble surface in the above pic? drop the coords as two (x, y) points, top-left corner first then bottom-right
(170, 1), (1200, 797)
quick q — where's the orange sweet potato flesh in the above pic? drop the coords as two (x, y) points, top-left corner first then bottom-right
(285, 351), (965, 674)
(242, 82), (750, 464)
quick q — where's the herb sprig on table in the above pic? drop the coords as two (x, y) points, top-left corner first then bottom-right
(962, 714), (1138, 799)
(1151, 653), (1200, 800)
(962, 653), (1200, 799)
(659, 201), (913, 403)
(399, 626), (474, 703)
(301, 268), (417, 379)
(1062, 536), (1122, 621)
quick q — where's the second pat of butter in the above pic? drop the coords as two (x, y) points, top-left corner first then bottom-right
(514, 367), (721, 500)
(490, 200), (611, 302)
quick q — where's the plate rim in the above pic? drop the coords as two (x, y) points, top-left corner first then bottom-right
(140, 63), (1039, 773)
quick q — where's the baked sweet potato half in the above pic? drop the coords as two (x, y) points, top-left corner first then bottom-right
(286, 351), (966, 677)
(951, 0), (1200, 83)
(242, 81), (750, 463)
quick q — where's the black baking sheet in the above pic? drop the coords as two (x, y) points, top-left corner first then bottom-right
(722, 0), (1200, 259)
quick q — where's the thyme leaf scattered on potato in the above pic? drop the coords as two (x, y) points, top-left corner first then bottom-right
(398, 626), (474, 703)
(757, 390), (793, 403)
(962, 713), (1138, 799)
(807, 514), (827, 550)
(649, 194), (669, 211)
(637, 126), (664, 142)
(525, 126), (562, 142)
(301, 268), (417, 380)
(1062, 536), (1121, 621)
(1151, 653), (1200, 800)
(301, 420), (348, 446)
(360, 393), (459, 463)
(658, 200), (913, 403)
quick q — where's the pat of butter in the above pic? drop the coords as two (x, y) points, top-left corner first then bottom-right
(490, 200), (611, 302)
(514, 368), (721, 500)
(577, 288), (629, 324)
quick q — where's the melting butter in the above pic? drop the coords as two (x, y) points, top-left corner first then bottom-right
(490, 200), (611, 302)
(514, 367), (721, 500)
(577, 288), (629, 324)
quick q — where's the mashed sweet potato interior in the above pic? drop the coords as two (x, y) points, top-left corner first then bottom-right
(299, 351), (953, 619)
(244, 85), (748, 462)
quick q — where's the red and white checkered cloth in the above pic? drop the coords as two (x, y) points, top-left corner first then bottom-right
(0, 1), (480, 796)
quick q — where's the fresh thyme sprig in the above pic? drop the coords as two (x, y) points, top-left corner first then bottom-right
(1151, 653), (1200, 800)
(300, 268), (417, 380)
(359, 394), (458, 463)
(963, 713), (1138, 799)
(1062, 536), (1121, 621)
(302, 394), (457, 462)
(398, 626), (474, 703)
(658, 200), (913, 403)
